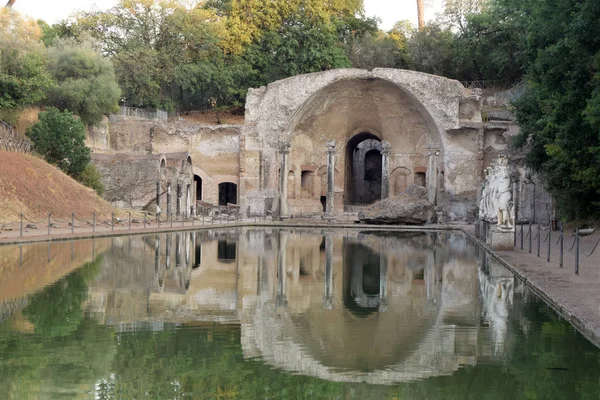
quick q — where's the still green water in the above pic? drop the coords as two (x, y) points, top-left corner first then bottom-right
(0, 229), (599, 399)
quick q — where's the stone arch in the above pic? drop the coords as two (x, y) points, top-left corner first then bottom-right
(345, 132), (382, 205)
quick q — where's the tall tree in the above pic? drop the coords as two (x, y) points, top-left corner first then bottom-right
(416, 0), (425, 30)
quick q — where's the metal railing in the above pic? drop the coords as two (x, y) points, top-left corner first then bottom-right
(0, 120), (33, 153)
(109, 107), (168, 123)
(513, 217), (599, 276)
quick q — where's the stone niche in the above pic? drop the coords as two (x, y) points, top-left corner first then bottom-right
(241, 68), (484, 219)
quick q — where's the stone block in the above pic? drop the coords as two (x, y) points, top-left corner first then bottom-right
(490, 226), (514, 251)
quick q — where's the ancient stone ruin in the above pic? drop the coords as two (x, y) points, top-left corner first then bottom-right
(87, 68), (548, 223)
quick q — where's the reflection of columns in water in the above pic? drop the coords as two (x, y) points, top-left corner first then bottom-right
(278, 140), (291, 218)
(175, 233), (182, 267)
(185, 232), (190, 266)
(380, 141), (391, 199)
(325, 140), (336, 218)
(276, 231), (287, 307)
(324, 233), (333, 310)
(154, 235), (161, 272)
(379, 254), (388, 311)
(166, 233), (172, 269)
(425, 249), (436, 300)
(194, 233), (201, 267)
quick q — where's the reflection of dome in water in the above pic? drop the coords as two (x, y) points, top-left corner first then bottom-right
(290, 286), (439, 372)
(285, 241), (440, 372)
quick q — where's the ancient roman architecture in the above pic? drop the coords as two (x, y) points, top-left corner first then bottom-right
(88, 68), (548, 222)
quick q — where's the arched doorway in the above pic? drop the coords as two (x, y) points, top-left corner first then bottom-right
(218, 182), (237, 205)
(345, 133), (382, 206)
(194, 175), (202, 201)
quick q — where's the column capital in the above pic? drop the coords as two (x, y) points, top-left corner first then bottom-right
(380, 140), (391, 155)
(277, 140), (291, 155)
(325, 140), (337, 154)
(425, 144), (440, 156)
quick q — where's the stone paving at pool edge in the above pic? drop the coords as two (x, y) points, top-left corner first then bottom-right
(464, 225), (600, 349)
(2, 220), (600, 348)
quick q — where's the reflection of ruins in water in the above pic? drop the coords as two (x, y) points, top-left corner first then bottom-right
(85, 229), (523, 384)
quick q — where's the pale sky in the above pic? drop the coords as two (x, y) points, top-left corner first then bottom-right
(12, 0), (445, 31)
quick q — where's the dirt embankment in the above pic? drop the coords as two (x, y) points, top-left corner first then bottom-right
(0, 150), (115, 223)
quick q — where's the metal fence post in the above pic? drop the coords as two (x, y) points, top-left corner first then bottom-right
(93, 212), (96, 234)
(20, 213), (23, 237)
(547, 220), (551, 262)
(144, 213), (147, 229)
(171, 213), (173, 227)
(559, 225), (564, 268)
(520, 222), (523, 250)
(575, 227), (580, 275)
(128, 212), (131, 230)
(48, 213), (51, 235)
(71, 212), (74, 234)
(528, 222), (532, 253)
(111, 212), (114, 232)
(537, 224), (541, 257)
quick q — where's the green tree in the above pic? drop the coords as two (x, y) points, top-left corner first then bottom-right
(509, 0), (600, 219)
(26, 107), (91, 177)
(0, 9), (54, 109)
(45, 39), (120, 125)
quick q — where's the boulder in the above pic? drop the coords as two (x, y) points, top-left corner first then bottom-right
(358, 184), (434, 225)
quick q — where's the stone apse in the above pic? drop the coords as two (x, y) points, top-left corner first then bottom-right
(241, 68), (483, 220)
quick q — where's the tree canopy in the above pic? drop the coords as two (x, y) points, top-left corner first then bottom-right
(26, 107), (91, 178)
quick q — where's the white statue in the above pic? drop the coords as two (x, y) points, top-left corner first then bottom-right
(479, 155), (514, 228)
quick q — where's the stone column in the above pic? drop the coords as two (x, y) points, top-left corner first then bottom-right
(176, 182), (182, 217)
(324, 232), (333, 310)
(276, 230), (287, 307)
(426, 146), (440, 205)
(278, 140), (291, 219)
(167, 183), (172, 217)
(380, 141), (391, 199)
(156, 181), (161, 209)
(186, 184), (191, 218)
(325, 140), (336, 219)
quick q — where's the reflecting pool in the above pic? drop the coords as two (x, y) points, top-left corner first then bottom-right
(1, 229), (600, 399)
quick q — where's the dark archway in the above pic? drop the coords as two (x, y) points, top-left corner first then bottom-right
(194, 175), (202, 201)
(345, 133), (382, 205)
(218, 182), (237, 205)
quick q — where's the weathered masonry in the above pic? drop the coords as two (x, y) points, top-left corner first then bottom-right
(89, 68), (546, 222)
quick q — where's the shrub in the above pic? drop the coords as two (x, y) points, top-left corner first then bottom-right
(79, 163), (104, 196)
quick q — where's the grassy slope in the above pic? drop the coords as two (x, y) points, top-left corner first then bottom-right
(0, 150), (115, 223)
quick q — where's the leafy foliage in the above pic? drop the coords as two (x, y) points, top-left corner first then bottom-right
(45, 39), (120, 125)
(509, 0), (600, 219)
(0, 9), (54, 108)
(79, 163), (105, 196)
(26, 107), (91, 177)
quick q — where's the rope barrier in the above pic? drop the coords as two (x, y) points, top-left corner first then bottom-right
(568, 236), (577, 252)
(581, 236), (600, 258)
(555, 233), (562, 245)
(525, 229), (531, 239)
(543, 230), (549, 243)
(533, 230), (540, 240)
